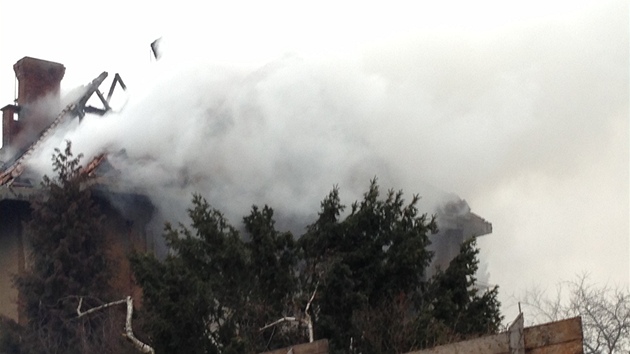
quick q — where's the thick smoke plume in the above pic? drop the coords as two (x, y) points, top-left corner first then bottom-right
(26, 0), (628, 323)
(39, 54), (454, 234)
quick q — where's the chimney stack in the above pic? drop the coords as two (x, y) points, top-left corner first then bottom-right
(13, 57), (65, 106)
(2, 57), (65, 151)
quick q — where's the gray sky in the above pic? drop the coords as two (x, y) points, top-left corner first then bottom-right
(1, 0), (627, 324)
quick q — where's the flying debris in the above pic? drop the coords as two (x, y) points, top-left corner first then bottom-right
(151, 37), (162, 60)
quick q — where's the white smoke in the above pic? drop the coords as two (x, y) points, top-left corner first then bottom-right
(44, 53), (452, 234)
(25, 0), (628, 324)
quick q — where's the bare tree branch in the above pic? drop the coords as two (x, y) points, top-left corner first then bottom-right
(260, 281), (320, 343)
(76, 296), (155, 354)
(305, 281), (319, 314)
(260, 317), (298, 332)
(304, 281), (319, 342)
(76, 297), (127, 317)
(521, 274), (630, 354)
(123, 296), (154, 354)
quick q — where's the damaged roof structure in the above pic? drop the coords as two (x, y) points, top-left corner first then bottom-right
(0, 57), (126, 188)
(0, 57), (150, 323)
(0, 56), (492, 323)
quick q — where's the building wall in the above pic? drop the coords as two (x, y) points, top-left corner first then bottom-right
(0, 200), (29, 322)
(95, 192), (154, 304)
(0, 193), (154, 322)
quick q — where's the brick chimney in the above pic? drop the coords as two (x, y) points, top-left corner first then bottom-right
(13, 57), (65, 106)
(1, 104), (20, 148)
(1, 57), (65, 151)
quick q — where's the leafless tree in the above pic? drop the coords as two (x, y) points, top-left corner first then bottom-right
(260, 281), (319, 344)
(521, 274), (630, 354)
(76, 296), (154, 354)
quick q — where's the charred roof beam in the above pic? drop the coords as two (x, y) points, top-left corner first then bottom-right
(1, 71), (112, 186)
(73, 71), (108, 120)
(106, 73), (126, 103)
(83, 73), (126, 117)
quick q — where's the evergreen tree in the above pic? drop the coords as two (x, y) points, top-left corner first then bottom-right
(415, 238), (502, 349)
(132, 180), (502, 353)
(132, 195), (245, 354)
(14, 141), (115, 354)
(299, 180), (439, 353)
(131, 196), (303, 353)
(243, 205), (301, 349)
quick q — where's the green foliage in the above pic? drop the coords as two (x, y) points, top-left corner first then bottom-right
(132, 194), (249, 353)
(419, 238), (502, 347)
(298, 180), (438, 352)
(131, 196), (303, 353)
(349, 240), (502, 354)
(13, 141), (117, 354)
(245, 205), (297, 310)
(132, 179), (502, 353)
